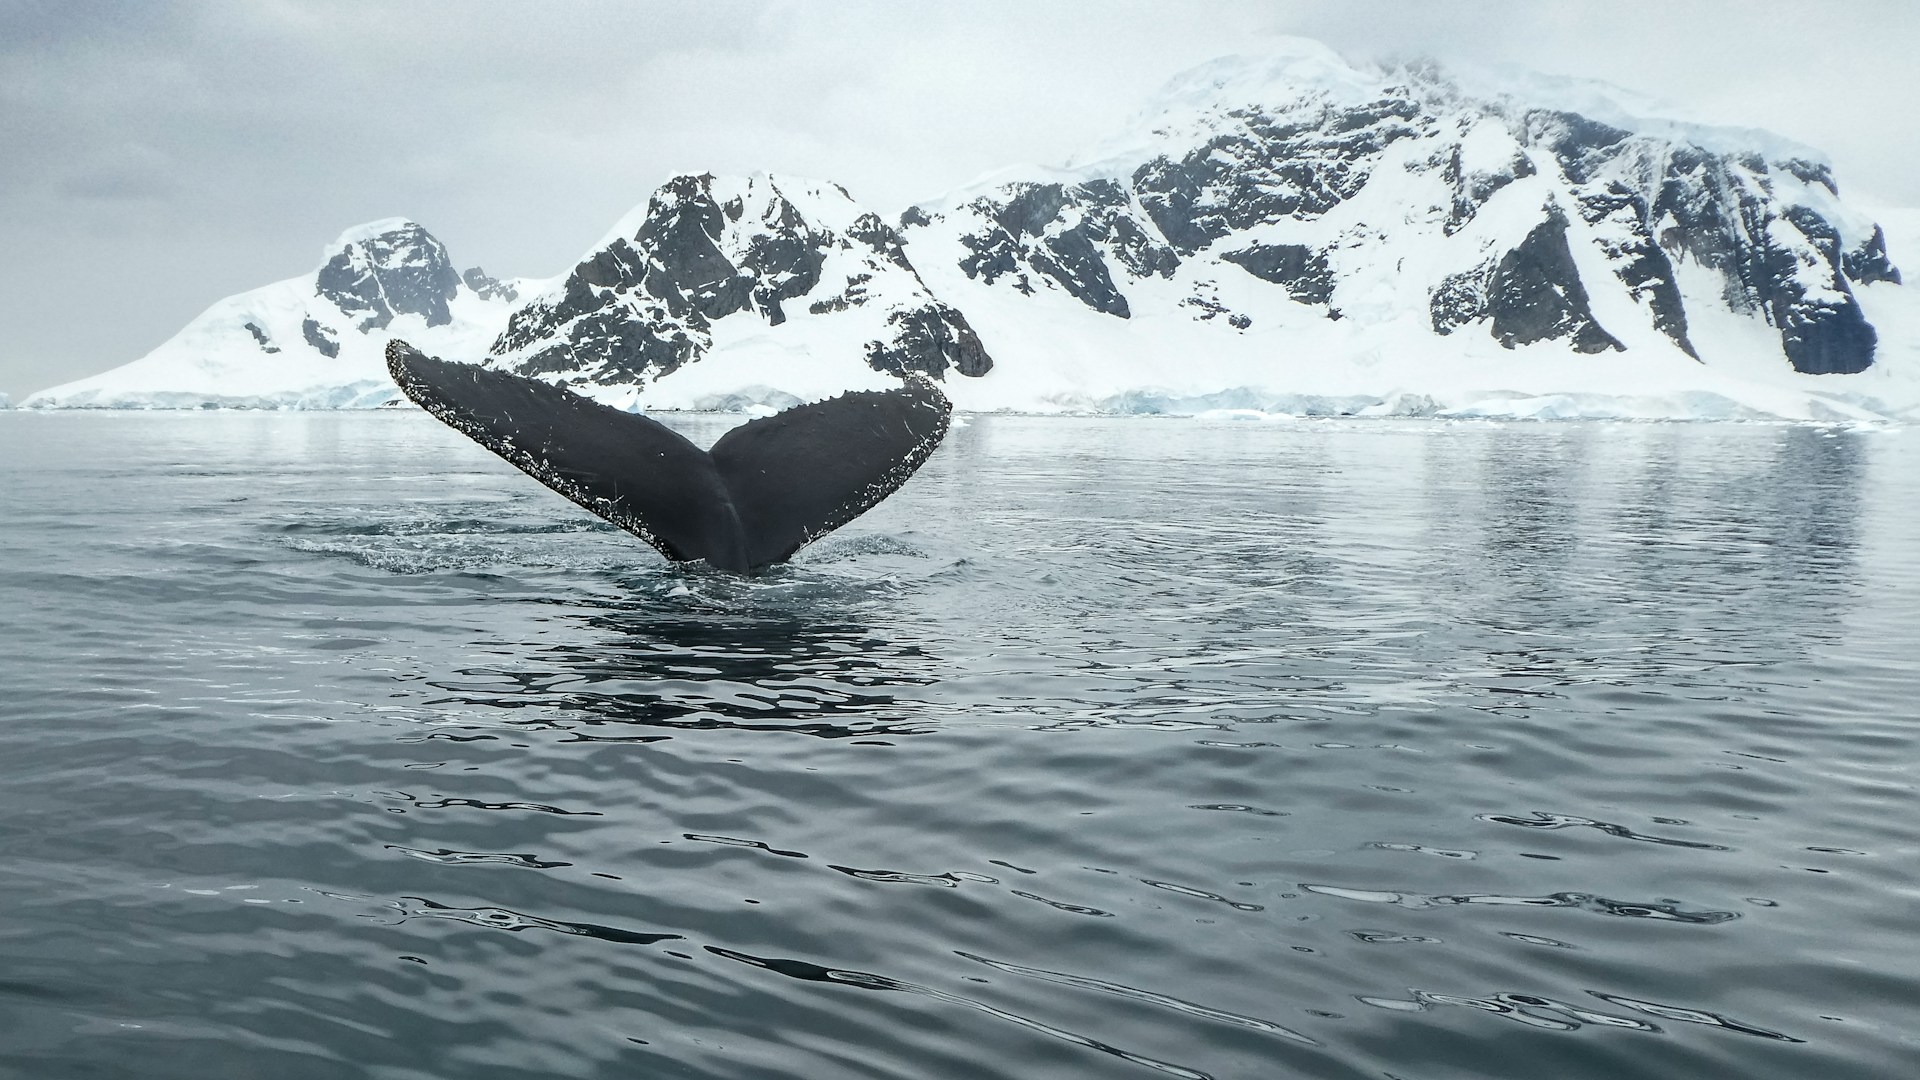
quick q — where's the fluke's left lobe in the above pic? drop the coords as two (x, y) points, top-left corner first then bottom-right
(386, 341), (950, 572)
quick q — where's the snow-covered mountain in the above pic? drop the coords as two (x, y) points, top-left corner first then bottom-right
(25, 220), (523, 409)
(25, 41), (1920, 421)
(478, 43), (1917, 420)
(892, 44), (1915, 419)
(486, 173), (989, 411)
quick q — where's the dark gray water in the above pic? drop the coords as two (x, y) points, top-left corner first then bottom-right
(2, 412), (1916, 1080)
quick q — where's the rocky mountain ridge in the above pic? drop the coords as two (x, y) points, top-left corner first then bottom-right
(25, 42), (1917, 421)
(486, 174), (989, 402)
(899, 47), (1896, 379)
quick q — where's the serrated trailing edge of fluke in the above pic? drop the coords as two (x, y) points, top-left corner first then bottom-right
(386, 340), (951, 571)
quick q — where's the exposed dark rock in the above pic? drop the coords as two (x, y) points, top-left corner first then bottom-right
(1030, 228), (1131, 317)
(1325, 96), (1424, 133)
(865, 305), (992, 378)
(1175, 291), (1252, 329)
(1645, 149), (1877, 373)
(808, 273), (874, 315)
(1131, 155), (1213, 251)
(632, 174), (754, 322)
(958, 227), (1026, 287)
(1576, 183), (1697, 357)
(1488, 213), (1623, 353)
(508, 302), (704, 385)
(1430, 261), (1493, 336)
(1764, 207), (1877, 374)
(1430, 215), (1622, 353)
(1782, 205), (1845, 263)
(1521, 110), (1630, 185)
(1649, 145), (1746, 283)
(302, 318), (339, 358)
(1781, 158), (1838, 196)
(462, 266), (520, 303)
(243, 321), (281, 353)
(1133, 95), (1422, 251)
(949, 180), (1175, 317)
(315, 222), (460, 331)
(1220, 243), (1334, 305)
(740, 226), (826, 326)
(845, 213), (915, 273)
(494, 248), (709, 385)
(994, 183), (1071, 237)
(1439, 140), (1536, 235)
(1773, 293), (1877, 374)
(1182, 293), (1231, 321)
(1092, 202), (1183, 282)
(1843, 225), (1901, 286)
(316, 254), (388, 331)
(492, 174), (996, 387)
(492, 176), (743, 384)
(739, 190), (829, 323)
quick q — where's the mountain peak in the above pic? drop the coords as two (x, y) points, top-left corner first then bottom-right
(1146, 42), (1382, 116)
(486, 169), (988, 405)
(316, 220), (459, 332)
(25, 217), (515, 409)
(907, 44), (1904, 397)
(326, 217), (426, 253)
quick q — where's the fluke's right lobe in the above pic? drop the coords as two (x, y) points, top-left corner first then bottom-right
(387, 342), (950, 572)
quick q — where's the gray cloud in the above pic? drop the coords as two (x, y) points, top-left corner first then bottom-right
(58, 142), (180, 200)
(3, 0), (1915, 398)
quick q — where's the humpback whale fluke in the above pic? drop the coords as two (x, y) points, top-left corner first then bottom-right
(386, 341), (951, 573)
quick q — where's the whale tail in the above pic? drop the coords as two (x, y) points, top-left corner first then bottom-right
(386, 340), (950, 573)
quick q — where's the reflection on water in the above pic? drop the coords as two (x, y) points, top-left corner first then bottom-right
(427, 602), (940, 741)
(0, 412), (1916, 1080)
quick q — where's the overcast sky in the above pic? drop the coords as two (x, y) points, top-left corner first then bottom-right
(3, 0), (1915, 399)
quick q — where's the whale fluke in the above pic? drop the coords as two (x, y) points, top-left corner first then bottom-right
(387, 341), (950, 572)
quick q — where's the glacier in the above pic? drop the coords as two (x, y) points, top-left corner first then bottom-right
(21, 40), (1920, 423)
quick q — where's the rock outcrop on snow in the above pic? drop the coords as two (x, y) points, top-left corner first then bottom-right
(488, 174), (989, 404)
(898, 46), (1896, 382)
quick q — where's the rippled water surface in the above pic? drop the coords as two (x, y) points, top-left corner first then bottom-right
(2, 412), (1917, 1079)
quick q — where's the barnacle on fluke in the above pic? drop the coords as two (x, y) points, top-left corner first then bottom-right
(386, 340), (949, 573)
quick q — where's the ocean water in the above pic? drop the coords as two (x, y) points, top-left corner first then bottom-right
(1, 411), (1916, 1080)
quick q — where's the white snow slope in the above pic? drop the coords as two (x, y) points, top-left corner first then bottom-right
(25, 220), (523, 410)
(898, 43), (1920, 422)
